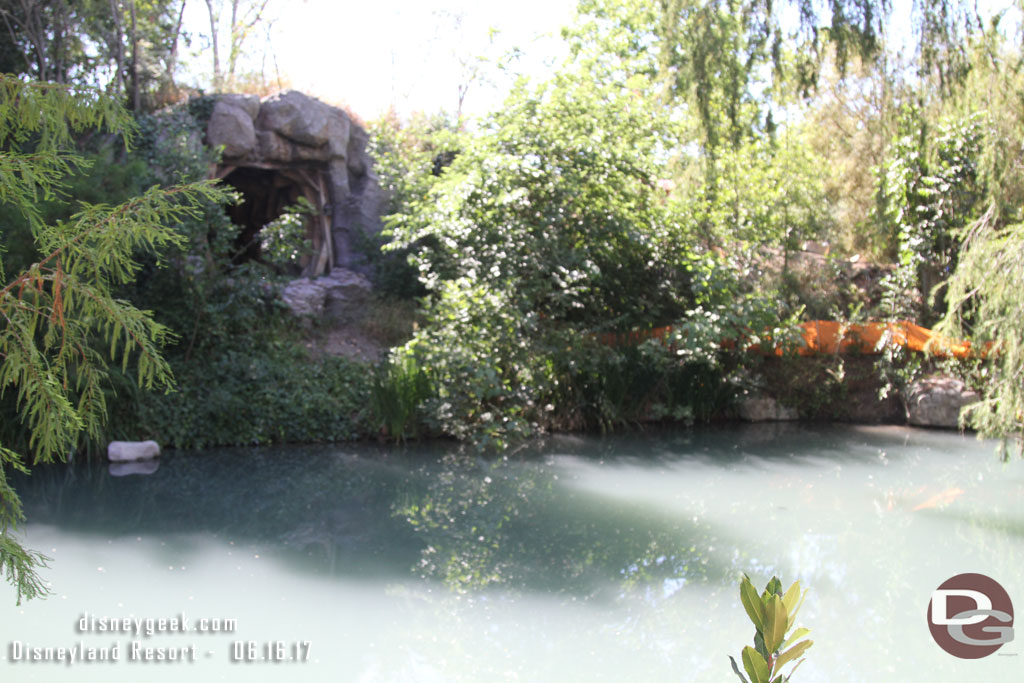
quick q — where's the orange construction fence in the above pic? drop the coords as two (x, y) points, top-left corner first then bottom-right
(599, 320), (984, 359)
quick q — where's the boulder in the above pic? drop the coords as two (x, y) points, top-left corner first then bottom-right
(281, 278), (327, 317)
(738, 395), (799, 422)
(107, 440), (161, 462)
(319, 269), (372, 323)
(254, 129), (293, 162)
(258, 90), (350, 151)
(219, 93), (260, 119)
(906, 377), (980, 428)
(346, 126), (370, 177)
(207, 100), (256, 158)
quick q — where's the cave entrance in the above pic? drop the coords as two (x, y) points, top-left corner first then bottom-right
(215, 164), (334, 277)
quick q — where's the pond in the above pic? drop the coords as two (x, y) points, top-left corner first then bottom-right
(2, 424), (1022, 682)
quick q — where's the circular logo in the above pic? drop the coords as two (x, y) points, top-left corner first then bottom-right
(927, 573), (1014, 659)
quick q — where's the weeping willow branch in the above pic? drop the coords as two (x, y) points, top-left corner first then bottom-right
(934, 204), (1024, 456)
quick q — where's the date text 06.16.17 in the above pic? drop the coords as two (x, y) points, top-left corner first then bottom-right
(231, 641), (312, 663)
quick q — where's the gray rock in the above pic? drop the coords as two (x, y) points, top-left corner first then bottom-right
(207, 101), (256, 159)
(254, 129), (292, 162)
(281, 278), (327, 317)
(219, 93), (260, 119)
(258, 90), (350, 152)
(346, 126), (369, 176)
(107, 440), (161, 462)
(317, 269), (372, 323)
(906, 377), (980, 428)
(739, 395), (799, 422)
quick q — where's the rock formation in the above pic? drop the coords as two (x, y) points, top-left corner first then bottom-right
(906, 377), (980, 429)
(738, 394), (800, 422)
(206, 91), (382, 277)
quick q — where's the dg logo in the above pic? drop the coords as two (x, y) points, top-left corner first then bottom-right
(927, 573), (1015, 659)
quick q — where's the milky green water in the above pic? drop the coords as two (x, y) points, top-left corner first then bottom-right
(2, 424), (1022, 682)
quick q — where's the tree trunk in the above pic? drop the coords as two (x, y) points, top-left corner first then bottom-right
(164, 0), (187, 88)
(19, 0), (49, 81)
(129, 0), (139, 111)
(227, 0), (238, 90)
(204, 0), (221, 89)
(109, 0), (126, 97)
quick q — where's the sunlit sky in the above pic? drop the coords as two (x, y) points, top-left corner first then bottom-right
(178, 1), (1020, 121)
(180, 0), (578, 120)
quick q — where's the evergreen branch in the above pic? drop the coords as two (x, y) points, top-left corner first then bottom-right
(0, 310), (81, 463)
(0, 149), (87, 228)
(0, 529), (52, 606)
(1, 181), (225, 299)
(0, 74), (134, 151)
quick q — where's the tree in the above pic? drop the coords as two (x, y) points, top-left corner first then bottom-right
(202, 0), (274, 91)
(387, 71), (693, 329)
(0, 1), (190, 109)
(568, 0), (891, 156)
(0, 0), (92, 83)
(803, 49), (904, 259)
(0, 75), (223, 604)
(931, 18), (1024, 452)
(936, 211), (1024, 453)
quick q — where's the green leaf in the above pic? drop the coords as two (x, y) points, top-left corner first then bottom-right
(781, 581), (801, 614)
(754, 631), (770, 661)
(781, 627), (810, 651)
(740, 575), (765, 631)
(742, 645), (771, 683)
(729, 655), (751, 683)
(763, 594), (789, 653)
(782, 581), (806, 628)
(774, 639), (813, 673)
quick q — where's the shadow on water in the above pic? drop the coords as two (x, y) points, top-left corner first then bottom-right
(9, 423), (991, 600)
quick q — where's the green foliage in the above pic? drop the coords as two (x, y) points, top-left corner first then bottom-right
(673, 124), (832, 268)
(921, 21), (1024, 451)
(261, 196), (315, 271)
(0, 0), (190, 107)
(803, 50), (904, 261)
(377, 70), (752, 447)
(569, 0), (890, 156)
(369, 347), (432, 441)
(388, 73), (693, 328)
(366, 110), (462, 300)
(731, 574), (812, 683)
(0, 74), (224, 604)
(936, 212), (1024, 452)
(393, 279), (544, 448)
(878, 107), (984, 324)
(128, 342), (371, 449)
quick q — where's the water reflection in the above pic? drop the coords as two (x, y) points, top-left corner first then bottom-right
(108, 460), (160, 477)
(12, 424), (1013, 601)
(14, 433), (741, 598)
(6, 424), (1024, 682)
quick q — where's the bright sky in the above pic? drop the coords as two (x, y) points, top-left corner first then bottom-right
(181, 0), (579, 120)
(179, 0), (1021, 122)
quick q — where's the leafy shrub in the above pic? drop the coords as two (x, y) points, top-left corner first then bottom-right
(731, 575), (813, 683)
(122, 343), (371, 449)
(261, 197), (316, 272)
